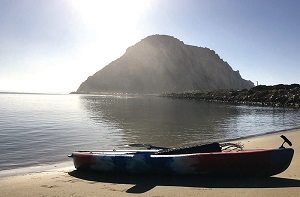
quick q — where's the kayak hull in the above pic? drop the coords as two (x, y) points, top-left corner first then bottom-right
(70, 148), (294, 177)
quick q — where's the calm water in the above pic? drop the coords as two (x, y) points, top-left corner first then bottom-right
(0, 93), (299, 170)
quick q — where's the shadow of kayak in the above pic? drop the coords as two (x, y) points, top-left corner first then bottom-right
(68, 170), (300, 194)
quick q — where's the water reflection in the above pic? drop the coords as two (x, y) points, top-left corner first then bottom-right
(0, 93), (298, 170)
(80, 95), (300, 147)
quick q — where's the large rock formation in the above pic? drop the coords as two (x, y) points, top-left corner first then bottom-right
(76, 35), (254, 94)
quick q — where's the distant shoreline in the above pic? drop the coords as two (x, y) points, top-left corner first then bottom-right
(0, 91), (65, 95)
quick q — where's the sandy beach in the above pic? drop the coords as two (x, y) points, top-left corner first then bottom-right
(0, 128), (299, 197)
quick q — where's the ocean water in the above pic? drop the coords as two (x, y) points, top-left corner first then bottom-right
(0, 93), (299, 171)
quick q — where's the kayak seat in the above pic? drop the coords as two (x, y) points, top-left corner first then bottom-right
(155, 142), (221, 155)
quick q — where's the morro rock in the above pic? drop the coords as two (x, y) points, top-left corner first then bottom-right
(76, 35), (254, 94)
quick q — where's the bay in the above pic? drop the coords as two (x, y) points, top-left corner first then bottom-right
(0, 93), (299, 170)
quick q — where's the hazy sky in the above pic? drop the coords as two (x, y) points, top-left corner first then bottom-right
(0, 0), (299, 93)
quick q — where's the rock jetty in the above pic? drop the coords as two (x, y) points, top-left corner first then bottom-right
(162, 84), (300, 108)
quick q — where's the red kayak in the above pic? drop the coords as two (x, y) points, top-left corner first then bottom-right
(69, 135), (294, 177)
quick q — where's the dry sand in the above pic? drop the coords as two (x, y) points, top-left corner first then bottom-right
(0, 128), (299, 197)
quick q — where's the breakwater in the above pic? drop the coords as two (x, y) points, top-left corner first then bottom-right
(162, 84), (300, 108)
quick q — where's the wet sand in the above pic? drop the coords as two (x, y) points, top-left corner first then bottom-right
(0, 128), (299, 197)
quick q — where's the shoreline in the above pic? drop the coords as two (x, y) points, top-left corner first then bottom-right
(1, 127), (299, 179)
(0, 128), (299, 196)
(221, 126), (300, 143)
(0, 161), (73, 179)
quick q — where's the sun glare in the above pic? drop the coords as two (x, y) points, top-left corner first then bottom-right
(1, 0), (155, 93)
(70, 0), (152, 45)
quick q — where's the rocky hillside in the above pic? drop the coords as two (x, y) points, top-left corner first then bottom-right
(163, 84), (300, 108)
(76, 35), (254, 94)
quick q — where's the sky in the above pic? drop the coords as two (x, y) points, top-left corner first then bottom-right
(0, 0), (299, 93)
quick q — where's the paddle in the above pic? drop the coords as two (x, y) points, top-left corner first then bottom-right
(125, 143), (169, 150)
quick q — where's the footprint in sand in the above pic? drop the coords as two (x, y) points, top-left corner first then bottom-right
(40, 185), (59, 189)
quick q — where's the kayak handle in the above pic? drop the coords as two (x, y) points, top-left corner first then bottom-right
(280, 135), (292, 148)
